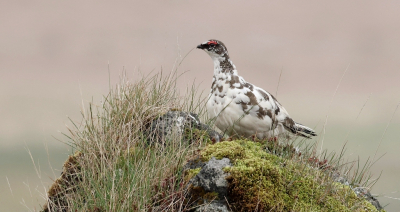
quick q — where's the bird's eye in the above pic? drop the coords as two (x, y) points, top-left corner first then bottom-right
(209, 43), (215, 47)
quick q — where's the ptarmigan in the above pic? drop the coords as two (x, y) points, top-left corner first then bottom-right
(197, 39), (316, 139)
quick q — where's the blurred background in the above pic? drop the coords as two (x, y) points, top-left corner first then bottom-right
(1, 0), (399, 211)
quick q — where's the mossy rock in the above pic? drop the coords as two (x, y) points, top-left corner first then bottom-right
(200, 140), (383, 212)
(42, 151), (83, 212)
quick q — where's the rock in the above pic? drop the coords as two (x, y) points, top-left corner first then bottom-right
(148, 110), (222, 145)
(183, 156), (206, 171)
(353, 187), (383, 210)
(330, 171), (351, 186)
(190, 157), (231, 199)
(186, 157), (231, 211)
(194, 201), (229, 212)
(330, 171), (383, 210)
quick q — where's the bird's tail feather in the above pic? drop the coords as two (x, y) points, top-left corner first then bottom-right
(293, 122), (317, 138)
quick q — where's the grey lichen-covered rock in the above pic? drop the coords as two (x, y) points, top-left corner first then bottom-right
(186, 157), (231, 212)
(194, 201), (230, 212)
(183, 156), (206, 171)
(148, 110), (222, 145)
(353, 187), (383, 211)
(189, 157), (231, 199)
(329, 171), (383, 210)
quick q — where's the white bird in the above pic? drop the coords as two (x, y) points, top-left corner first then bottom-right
(197, 39), (316, 139)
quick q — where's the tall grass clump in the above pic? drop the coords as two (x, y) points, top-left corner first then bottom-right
(43, 70), (207, 211)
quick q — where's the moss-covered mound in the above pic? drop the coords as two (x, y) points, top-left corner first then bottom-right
(43, 151), (82, 212)
(200, 140), (382, 212)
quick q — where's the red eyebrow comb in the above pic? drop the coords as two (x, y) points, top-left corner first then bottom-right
(207, 40), (218, 45)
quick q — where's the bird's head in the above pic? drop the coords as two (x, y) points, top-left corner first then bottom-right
(197, 39), (229, 59)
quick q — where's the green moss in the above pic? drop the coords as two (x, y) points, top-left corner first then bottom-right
(203, 191), (219, 201)
(185, 167), (201, 182)
(184, 128), (212, 144)
(201, 140), (245, 161)
(201, 140), (383, 212)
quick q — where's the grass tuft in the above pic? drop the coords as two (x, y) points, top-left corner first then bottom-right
(43, 70), (208, 211)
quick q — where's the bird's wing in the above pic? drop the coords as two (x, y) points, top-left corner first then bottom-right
(229, 76), (293, 129)
(235, 77), (316, 138)
(254, 86), (316, 138)
(252, 85), (290, 121)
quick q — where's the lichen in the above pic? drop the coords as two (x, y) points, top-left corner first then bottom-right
(200, 140), (384, 212)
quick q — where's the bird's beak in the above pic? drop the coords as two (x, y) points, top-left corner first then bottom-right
(197, 44), (206, 49)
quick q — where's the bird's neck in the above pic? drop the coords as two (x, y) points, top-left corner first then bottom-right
(209, 55), (238, 94)
(212, 55), (237, 77)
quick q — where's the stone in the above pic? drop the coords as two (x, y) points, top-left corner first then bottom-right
(190, 157), (231, 198)
(148, 110), (222, 145)
(330, 171), (383, 210)
(353, 187), (383, 210)
(194, 201), (229, 212)
(186, 157), (232, 211)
